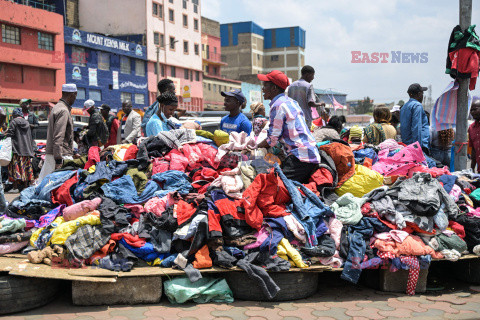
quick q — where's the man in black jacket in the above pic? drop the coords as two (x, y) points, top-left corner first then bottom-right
(84, 100), (108, 147)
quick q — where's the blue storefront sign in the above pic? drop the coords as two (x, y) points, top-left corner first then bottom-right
(64, 26), (148, 112)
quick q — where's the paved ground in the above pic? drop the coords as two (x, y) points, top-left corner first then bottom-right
(4, 274), (480, 320)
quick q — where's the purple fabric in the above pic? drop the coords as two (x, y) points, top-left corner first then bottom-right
(35, 205), (64, 228)
(244, 227), (269, 249)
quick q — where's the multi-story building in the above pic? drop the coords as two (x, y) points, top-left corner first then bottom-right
(63, 26), (148, 111)
(220, 21), (305, 82)
(0, 0), (65, 115)
(201, 17), (241, 111)
(76, 0), (204, 111)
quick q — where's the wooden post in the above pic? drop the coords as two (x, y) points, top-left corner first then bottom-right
(454, 0), (472, 170)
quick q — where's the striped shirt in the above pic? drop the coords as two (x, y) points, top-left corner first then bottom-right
(266, 93), (320, 164)
(431, 80), (472, 131)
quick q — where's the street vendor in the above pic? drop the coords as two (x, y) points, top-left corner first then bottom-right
(19, 98), (39, 139)
(219, 89), (252, 135)
(254, 70), (320, 183)
(146, 91), (179, 136)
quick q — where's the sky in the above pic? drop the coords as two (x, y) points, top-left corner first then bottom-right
(202, 0), (480, 103)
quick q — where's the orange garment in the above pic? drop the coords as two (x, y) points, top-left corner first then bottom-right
(242, 171), (291, 230)
(319, 142), (355, 187)
(373, 235), (443, 259)
(192, 245), (212, 269)
(86, 239), (116, 265)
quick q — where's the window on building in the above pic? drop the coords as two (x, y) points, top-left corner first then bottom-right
(120, 56), (131, 74)
(170, 66), (176, 77)
(213, 84), (217, 92)
(195, 71), (200, 81)
(153, 3), (158, 15)
(194, 19), (199, 31)
(213, 66), (217, 75)
(183, 0), (187, 9)
(169, 9), (174, 22)
(161, 65), (165, 77)
(38, 32), (54, 51)
(219, 85), (222, 93)
(153, 3), (163, 18)
(205, 65), (209, 73)
(89, 89), (102, 101)
(190, 70), (193, 81)
(214, 47), (217, 54)
(39, 68), (55, 86)
(183, 40), (189, 54)
(1, 24), (21, 45)
(183, 14), (188, 27)
(194, 44), (199, 55)
(72, 46), (86, 67)
(170, 36), (176, 50)
(271, 55), (279, 61)
(193, 4), (198, 13)
(98, 52), (110, 70)
(135, 60), (145, 76)
(154, 32), (159, 45)
(184, 68), (189, 79)
(3, 63), (23, 83)
(257, 54), (260, 61)
(169, 0), (173, 3)
(208, 83), (211, 91)
(120, 92), (132, 103)
(135, 93), (145, 105)
(77, 87), (86, 100)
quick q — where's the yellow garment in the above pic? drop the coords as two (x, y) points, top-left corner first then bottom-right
(30, 216), (64, 248)
(110, 144), (133, 161)
(213, 130), (229, 147)
(50, 212), (101, 245)
(196, 130), (214, 140)
(277, 238), (308, 268)
(88, 165), (96, 173)
(336, 164), (384, 198)
(349, 125), (363, 143)
(147, 258), (162, 266)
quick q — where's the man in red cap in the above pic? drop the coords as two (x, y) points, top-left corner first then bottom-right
(254, 70), (320, 183)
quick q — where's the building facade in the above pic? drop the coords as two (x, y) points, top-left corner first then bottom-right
(64, 26), (148, 111)
(0, 0), (65, 106)
(220, 21), (305, 81)
(77, 0), (204, 111)
(201, 17), (241, 111)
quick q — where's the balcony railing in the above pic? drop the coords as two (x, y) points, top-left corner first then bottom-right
(202, 50), (227, 63)
(12, 0), (56, 12)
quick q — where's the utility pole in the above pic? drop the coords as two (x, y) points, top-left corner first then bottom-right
(455, 0), (472, 171)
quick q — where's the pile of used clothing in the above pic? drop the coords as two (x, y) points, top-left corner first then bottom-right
(1, 131), (480, 299)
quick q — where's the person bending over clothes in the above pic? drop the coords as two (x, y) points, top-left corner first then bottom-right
(363, 105), (397, 145)
(220, 89), (252, 135)
(146, 91), (179, 136)
(254, 70), (320, 184)
(250, 102), (268, 137)
(312, 116), (342, 142)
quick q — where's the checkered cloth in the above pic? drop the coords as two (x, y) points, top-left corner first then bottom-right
(65, 225), (110, 260)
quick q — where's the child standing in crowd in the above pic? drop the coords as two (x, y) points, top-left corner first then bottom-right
(220, 89), (252, 134)
(250, 102), (268, 137)
(469, 98), (480, 172)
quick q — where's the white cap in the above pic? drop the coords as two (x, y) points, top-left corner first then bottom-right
(391, 105), (401, 112)
(62, 83), (77, 92)
(83, 99), (95, 110)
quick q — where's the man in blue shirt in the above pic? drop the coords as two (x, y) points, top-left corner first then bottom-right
(400, 83), (430, 153)
(220, 89), (252, 134)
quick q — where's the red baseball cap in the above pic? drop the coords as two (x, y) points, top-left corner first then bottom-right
(257, 70), (290, 90)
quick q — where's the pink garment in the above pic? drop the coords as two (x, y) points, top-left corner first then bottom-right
(449, 184), (462, 202)
(377, 139), (402, 152)
(182, 144), (204, 166)
(326, 217), (343, 250)
(374, 230), (409, 243)
(219, 167), (244, 199)
(372, 141), (426, 176)
(316, 255), (343, 268)
(215, 131), (256, 162)
(466, 207), (480, 218)
(124, 204), (145, 219)
(63, 197), (102, 221)
(152, 158), (170, 175)
(407, 166), (450, 178)
(244, 227), (270, 249)
(196, 143), (219, 169)
(164, 149), (189, 172)
(144, 194), (174, 217)
(0, 241), (28, 255)
(283, 214), (307, 243)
